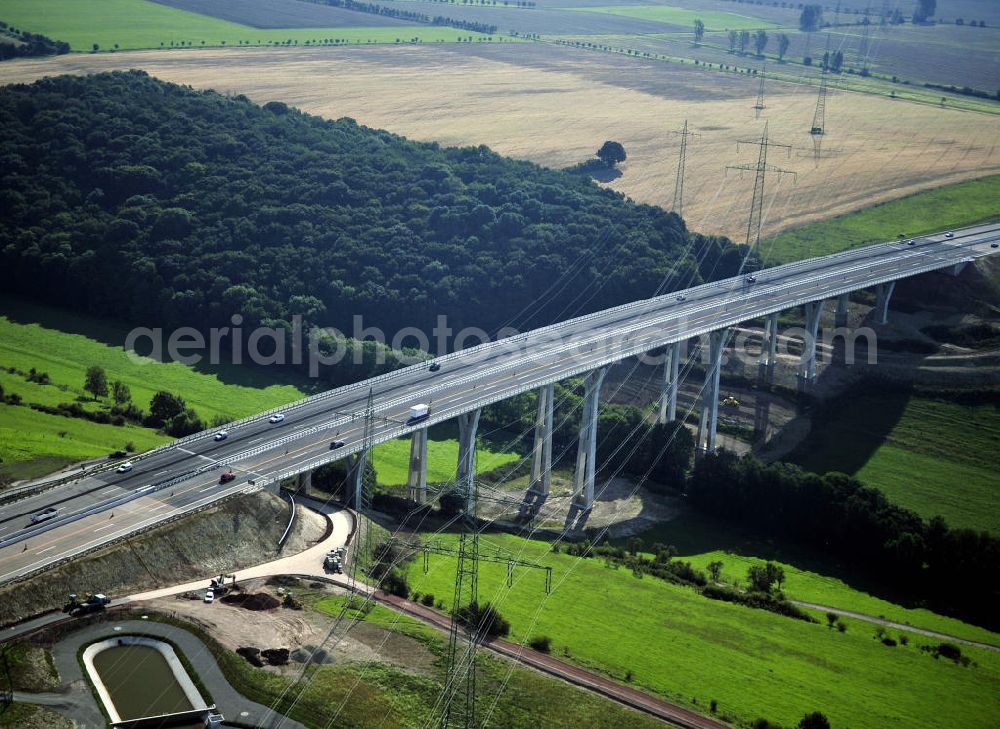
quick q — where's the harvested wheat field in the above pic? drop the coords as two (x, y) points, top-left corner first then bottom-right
(2, 44), (997, 240)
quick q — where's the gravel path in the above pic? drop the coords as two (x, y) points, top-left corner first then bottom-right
(790, 600), (1000, 653)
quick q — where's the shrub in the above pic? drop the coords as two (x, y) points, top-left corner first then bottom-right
(420, 593), (435, 607)
(528, 635), (551, 653)
(798, 712), (830, 729)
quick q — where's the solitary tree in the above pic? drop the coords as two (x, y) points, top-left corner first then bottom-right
(84, 366), (108, 400)
(913, 0), (936, 23)
(596, 140), (627, 168)
(799, 4), (824, 32)
(747, 562), (785, 593)
(777, 33), (790, 60)
(149, 390), (186, 425)
(707, 560), (724, 582)
(738, 30), (750, 54)
(91, 43), (99, 52)
(111, 380), (131, 406)
(728, 29), (738, 52)
(753, 29), (768, 56)
(693, 19), (705, 44)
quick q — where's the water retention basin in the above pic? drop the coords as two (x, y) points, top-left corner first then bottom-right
(83, 635), (212, 726)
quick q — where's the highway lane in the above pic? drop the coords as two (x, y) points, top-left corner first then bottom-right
(1, 224), (997, 583)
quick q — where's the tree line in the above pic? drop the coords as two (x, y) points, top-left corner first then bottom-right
(688, 451), (1000, 629)
(308, 0), (498, 35)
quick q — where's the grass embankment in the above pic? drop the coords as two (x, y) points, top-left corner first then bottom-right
(789, 391), (1000, 534)
(2, 640), (60, 691)
(143, 601), (665, 729)
(0, 296), (307, 479)
(760, 175), (1000, 264)
(405, 532), (1000, 729)
(0, 704), (72, 729)
(0, 0), (509, 51)
(628, 509), (1000, 646)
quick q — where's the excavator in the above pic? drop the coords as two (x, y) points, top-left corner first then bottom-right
(209, 573), (237, 596)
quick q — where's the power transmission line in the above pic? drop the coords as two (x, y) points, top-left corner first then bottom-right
(753, 64), (766, 119)
(671, 120), (699, 216)
(727, 122), (796, 254)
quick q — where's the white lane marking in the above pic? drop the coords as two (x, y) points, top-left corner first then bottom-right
(177, 447), (196, 455)
(197, 485), (215, 493)
(93, 523), (117, 532)
(153, 470), (168, 476)
(148, 503), (169, 512)
(36, 545), (56, 555)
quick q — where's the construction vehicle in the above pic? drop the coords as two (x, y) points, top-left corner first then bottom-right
(219, 470), (236, 484)
(209, 574), (237, 596)
(282, 591), (303, 610)
(722, 396), (740, 408)
(324, 547), (346, 574)
(64, 592), (111, 616)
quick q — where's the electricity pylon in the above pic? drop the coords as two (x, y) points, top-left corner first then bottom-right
(671, 120), (699, 216)
(753, 64), (767, 119)
(418, 438), (551, 728)
(810, 35), (832, 161)
(727, 122), (796, 255)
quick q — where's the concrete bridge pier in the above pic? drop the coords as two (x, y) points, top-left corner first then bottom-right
(758, 312), (779, 383)
(456, 409), (481, 512)
(529, 383), (554, 496)
(572, 367), (608, 510)
(835, 293), (850, 328)
(798, 299), (826, 383)
(407, 427), (428, 504)
(874, 281), (895, 324)
(296, 469), (312, 493)
(346, 452), (369, 510)
(657, 342), (681, 424)
(697, 330), (725, 453)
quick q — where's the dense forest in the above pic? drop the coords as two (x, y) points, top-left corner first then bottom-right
(0, 71), (739, 380)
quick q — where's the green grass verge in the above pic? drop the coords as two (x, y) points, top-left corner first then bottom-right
(0, 0), (510, 51)
(760, 175), (1000, 264)
(790, 392), (1000, 534)
(1, 641), (60, 692)
(627, 509), (1000, 646)
(568, 5), (781, 31)
(372, 428), (520, 486)
(0, 403), (170, 478)
(405, 531), (1000, 729)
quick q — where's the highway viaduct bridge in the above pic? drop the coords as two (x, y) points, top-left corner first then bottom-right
(1, 223), (997, 585)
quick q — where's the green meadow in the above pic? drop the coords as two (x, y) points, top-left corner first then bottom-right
(760, 175), (1000, 264)
(372, 429), (521, 486)
(790, 392), (1000, 534)
(0, 296), (307, 476)
(0, 0), (504, 51)
(628, 509), (1000, 646)
(405, 532), (1000, 729)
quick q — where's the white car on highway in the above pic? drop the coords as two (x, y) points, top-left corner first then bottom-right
(268, 413), (285, 424)
(116, 462), (134, 473)
(214, 430), (229, 441)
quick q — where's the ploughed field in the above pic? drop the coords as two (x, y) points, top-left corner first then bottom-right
(1, 43), (996, 241)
